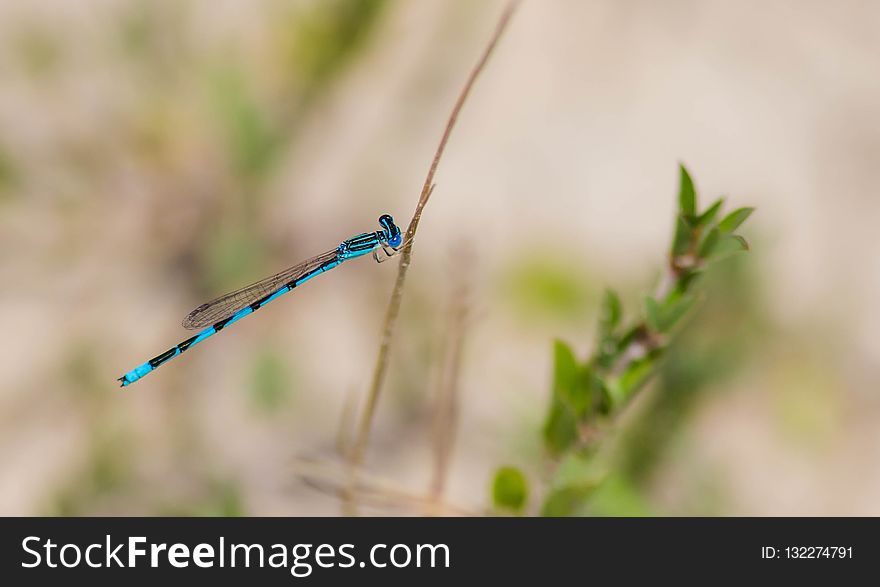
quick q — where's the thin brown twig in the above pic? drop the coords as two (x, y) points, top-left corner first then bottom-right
(346, 1), (519, 488)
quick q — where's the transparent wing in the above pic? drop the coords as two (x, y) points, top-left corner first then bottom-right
(182, 248), (339, 329)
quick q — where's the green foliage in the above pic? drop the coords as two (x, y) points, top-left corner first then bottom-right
(678, 163), (696, 217)
(542, 341), (581, 454)
(718, 207), (755, 234)
(698, 226), (720, 258)
(607, 351), (660, 406)
(671, 214), (692, 257)
(492, 466), (529, 513)
(522, 164), (754, 516)
(697, 197), (724, 227)
(542, 340), (613, 455)
(645, 294), (695, 334)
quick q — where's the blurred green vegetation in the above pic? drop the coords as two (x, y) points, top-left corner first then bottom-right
(50, 345), (135, 515)
(492, 466), (529, 514)
(618, 256), (758, 487)
(282, 0), (389, 94)
(118, 0), (184, 63)
(208, 65), (284, 184)
(13, 25), (64, 78)
(500, 254), (599, 325)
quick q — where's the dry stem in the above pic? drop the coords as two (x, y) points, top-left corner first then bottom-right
(345, 2), (519, 504)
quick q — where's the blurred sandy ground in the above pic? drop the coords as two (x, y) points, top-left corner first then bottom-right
(0, 0), (878, 515)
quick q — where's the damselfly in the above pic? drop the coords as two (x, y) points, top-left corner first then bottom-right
(118, 214), (404, 387)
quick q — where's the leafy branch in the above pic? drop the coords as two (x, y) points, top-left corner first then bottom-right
(492, 164), (754, 516)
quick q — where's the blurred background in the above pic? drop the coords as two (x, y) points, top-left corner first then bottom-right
(1, 0), (878, 516)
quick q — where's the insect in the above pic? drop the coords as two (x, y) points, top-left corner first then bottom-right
(118, 214), (404, 387)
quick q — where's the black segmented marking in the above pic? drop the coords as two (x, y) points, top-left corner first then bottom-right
(177, 335), (198, 352)
(150, 347), (179, 368)
(149, 332), (202, 368)
(213, 316), (233, 331)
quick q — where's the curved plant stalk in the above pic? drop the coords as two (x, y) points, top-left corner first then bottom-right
(344, 1), (520, 514)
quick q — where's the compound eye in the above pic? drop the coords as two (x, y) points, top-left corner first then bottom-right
(388, 234), (402, 248)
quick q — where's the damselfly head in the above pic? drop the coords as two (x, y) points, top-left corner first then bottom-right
(378, 214), (402, 249)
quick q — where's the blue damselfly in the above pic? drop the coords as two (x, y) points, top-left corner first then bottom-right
(118, 215), (403, 386)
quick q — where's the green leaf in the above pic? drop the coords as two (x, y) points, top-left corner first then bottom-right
(697, 197), (724, 227)
(698, 227), (720, 258)
(599, 289), (622, 335)
(543, 341), (580, 453)
(718, 207), (754, 233)
(674, 268), (702, 295)
(647, 293), (695, 333)
(671, 214), (693, 257)
(659, 294), (695, 331)
(492, 466), (529, 513)
(552, 340), (579, 397)
(706, 234), (750, 261)
(557, 340), (594, 416)
(616, 355), (656, 399)
(678, 164), (696, 217)
(543, 403), (578, 454)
